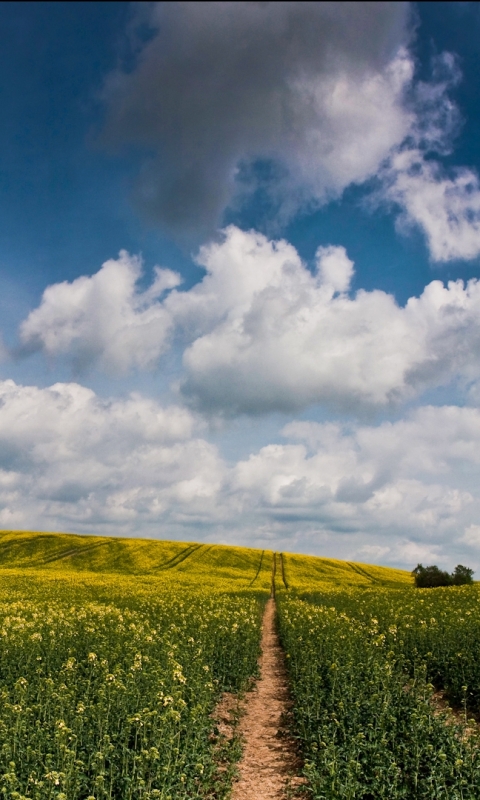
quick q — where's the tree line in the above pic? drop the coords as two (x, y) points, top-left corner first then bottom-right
(412, 563), (474, 588)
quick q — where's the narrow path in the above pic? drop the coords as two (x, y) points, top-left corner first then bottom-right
(231, 597), (304, 799)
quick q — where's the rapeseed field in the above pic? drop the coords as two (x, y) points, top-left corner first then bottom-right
(0, 533), (274, 799)
(0, 531), (479, 798)
(277, 580), (480, 798)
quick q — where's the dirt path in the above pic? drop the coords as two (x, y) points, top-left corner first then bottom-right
(231, 597), (304, 800)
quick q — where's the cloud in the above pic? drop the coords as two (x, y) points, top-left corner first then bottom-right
(18, 227), (480, 412)
(179, 228), (480, 413)
(316, 245), (354, 293)
(374, 52), (480, 262)
(229, 405), (480, 565)
(18, 251), (180, 374)
(382, 150), (480, 262)
(97, 2), (480, 264)
(100, 1), (412, 238)
(462, 525), (480, 547)
(0, 379), (479, 566)
(0, 379), (224, 533)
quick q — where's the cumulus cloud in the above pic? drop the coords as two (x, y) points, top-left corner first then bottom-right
(18, 251), (180, 374)
(178, 228), (480, 413)
(382, 150), (480, 262)
(229, 405), (480, 565)
(182, 230), (480, 413)
(462, 525), (480, 547)
(98, 1), (480, 264)
(99, 0), (480, 265)
(373, 51), (480, 262)
(100, 1), (412, 237)
(18, 227), (480, 412)
(316, 245), (354, 293)
(0, 378), (480, 566)
(0, 379), (224, 533)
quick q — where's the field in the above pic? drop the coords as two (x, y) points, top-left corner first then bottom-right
(0, 533), (280, 799)
(277, 583), (480, 798)
(0, 531), (411, 591)
(277, 551), (412, 591)
(0, 531), (478, 798)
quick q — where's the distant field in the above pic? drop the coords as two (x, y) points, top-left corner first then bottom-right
(0, 530), (272, 597)
(278, 550), (412, 590)
(0, 529), (412, 590)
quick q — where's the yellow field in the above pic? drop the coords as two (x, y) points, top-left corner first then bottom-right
(0, 530), (432, 799)
(0, 529), (412, 591)
(0, 539), (265, 799)
(279, 550), (413, 591)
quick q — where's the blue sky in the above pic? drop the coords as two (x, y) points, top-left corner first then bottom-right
(1, 1), (480, 569)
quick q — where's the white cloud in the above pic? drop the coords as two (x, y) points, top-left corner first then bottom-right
(383, 149), (480, 262)
(359, 540), (442, 566)
(0, 379), (224, 534)
(0, 378), (478, 567)
(18, 227), (480, 413)
(98, 2), (480, 265)
(180, 228), (480, 413)
(462, 525), (480, 548)
(18, 251), (180, 374)
(357, 544), (391, 560)
(316, 245), (354, 293)
(228, 405), (480, 566)
(387, 540), (443, 566)
(371, 51), (480, 263)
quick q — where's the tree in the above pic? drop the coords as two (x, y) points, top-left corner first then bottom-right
(412, 563), (474, 588)
(451, 564), (474, 585)
(413, 564), (451, 588)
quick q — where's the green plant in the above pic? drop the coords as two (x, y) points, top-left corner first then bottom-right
(278, 590), (480, 798)
(0, 579), (266, 799)
(412, 563), (474, 588)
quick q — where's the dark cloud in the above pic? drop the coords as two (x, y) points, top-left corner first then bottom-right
(99, 1), (411, 240)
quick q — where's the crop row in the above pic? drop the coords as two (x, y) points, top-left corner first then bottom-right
(278, 595), (480, 799)
(0, 589), (264, 800)
(299, 585), (480, 713)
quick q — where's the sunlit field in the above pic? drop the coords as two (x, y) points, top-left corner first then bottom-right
(0, 532), (273, 799)
(277, 578), (480, 797)
(277, 550), (412, 591)
(0, 531), (479, 798)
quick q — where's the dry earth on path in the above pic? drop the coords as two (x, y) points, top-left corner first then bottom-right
(230, 597), (305, 800)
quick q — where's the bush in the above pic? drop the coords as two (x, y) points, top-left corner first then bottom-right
(413, 563), (474, 588)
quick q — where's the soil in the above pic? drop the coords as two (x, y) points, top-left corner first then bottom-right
(430, 689), (480, 739)
(230, 598), (305, 800)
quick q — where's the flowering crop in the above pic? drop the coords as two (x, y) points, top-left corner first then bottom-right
(0, 573), (266, 799)
(278, 593), (480, 798)
(279, 551), (412, 591)
(0, 533), (274, 593)
(299, 584), (480, 713)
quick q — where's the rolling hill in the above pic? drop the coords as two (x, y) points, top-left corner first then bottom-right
(0, 529), (413, 590)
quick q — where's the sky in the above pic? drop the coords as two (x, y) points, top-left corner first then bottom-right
(2, 1), (480, 569)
